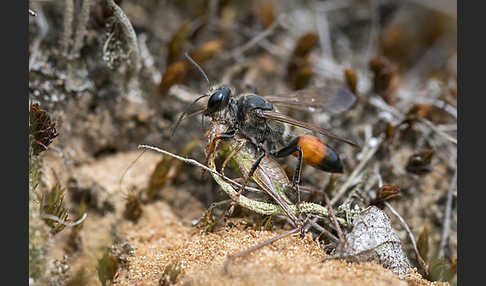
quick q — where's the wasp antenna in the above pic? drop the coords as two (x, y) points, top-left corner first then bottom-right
(171, 94), (209, 137)
(184, 51), (211, 88)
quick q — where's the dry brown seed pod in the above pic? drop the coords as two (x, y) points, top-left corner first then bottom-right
(29, 103), (58, 155)
(344, 68), (358, 95)
(369, 56), (399, 105)
(406, 104), (452, 124)
(406, 148), (436, 175)
(370, 184), (401, 208)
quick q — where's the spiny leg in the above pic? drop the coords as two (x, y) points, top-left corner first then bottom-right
(292, 146), (305, 236)
(220, 138), (246, 174)
(226, 149), (266, 217)
(196, 199), (232, 232)
(202, 130), (235, 179)
(223, 227), (300, 274)
(271, 137), (305, 235)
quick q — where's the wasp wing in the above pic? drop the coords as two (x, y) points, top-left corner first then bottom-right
(264, 87), (356, 114)
(259, 110), (359, 147)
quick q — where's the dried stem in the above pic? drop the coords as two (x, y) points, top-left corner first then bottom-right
(224, 15), (283, 60)
(331, 135), (383, 206)
(72, 0), (93, 59)
(29, 4), (49, 71)
(420, 119), (457, 145)
(384, 201), (428, 275)
(438, 169), (457, 258)
(41, 213), (87, 227)
(323, 193), (344, 243)
(60, 0), (74, 57)
(307, 217), (339, 243)
(106, 0), (140, 74)
(223, 227), (300, 273)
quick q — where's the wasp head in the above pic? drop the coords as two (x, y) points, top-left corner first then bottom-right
(204, 85), (231, 116)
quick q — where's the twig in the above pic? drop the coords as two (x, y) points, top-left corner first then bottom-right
(438, 169), (457, 258)
(106, 0), (140, 74)
(365, 0), (380, 64)
(314, 8), (333, 59)
(314, 0), (353, 12)
(41, 213), (87, 227)
(223, 227), (300, 273)
(208, 0), (219, 29)
(307, 217), (339, 243)
(138, 144), (263, 194)
(323, 193), (344, 242)
(29, 4), (49, 72)
(72, 0), (93, 59)
(223, 15), (283, 60)
(239, 26), (288, 57)
(139, 144), (348, 226)
(384, 201), (428, 275)
(118, 149), (148, 193)
(60, 0), (74, 57)
(420, 119), (457, 145)
(330, 135), (383, 206)
(368, 96), (405, 122)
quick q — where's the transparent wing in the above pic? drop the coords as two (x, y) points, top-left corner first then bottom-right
(264, 87), (356, 114)
(259, 110), (359, 147)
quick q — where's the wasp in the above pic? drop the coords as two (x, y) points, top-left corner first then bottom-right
(205, 120), (301, 228)
(172, 53), (358, 225)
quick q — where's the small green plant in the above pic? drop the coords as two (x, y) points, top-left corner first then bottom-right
(159, 261), (182, 286)
(123, 189), (143, 223)
(97, 248), (119, 286)
(40, 184), (70, 235)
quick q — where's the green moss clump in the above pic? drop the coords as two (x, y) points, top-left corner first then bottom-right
(97, 248), (119, 286)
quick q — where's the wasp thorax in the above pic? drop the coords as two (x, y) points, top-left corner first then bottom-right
(206, 86), (231, 115)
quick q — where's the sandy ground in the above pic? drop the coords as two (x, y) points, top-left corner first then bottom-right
(40, 150), (447, 286)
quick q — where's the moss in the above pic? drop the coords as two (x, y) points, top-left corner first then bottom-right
(40, 184), (70, 235)
(29, 147), (49, 284)
(159, 261), (182, 286)
(123, 189), (143, 223)
(97, 248), (119, 286)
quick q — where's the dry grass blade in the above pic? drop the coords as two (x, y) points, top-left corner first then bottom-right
(384, 202), (428, 275)
(438, 169), (457, 258)
(331, 136), (383, 206)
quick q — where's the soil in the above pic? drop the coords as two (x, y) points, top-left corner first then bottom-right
(29, 1), (456, 285)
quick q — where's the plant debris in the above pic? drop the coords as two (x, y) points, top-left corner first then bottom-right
(29, 103), (58, 155)
(328, 206), (412, 278)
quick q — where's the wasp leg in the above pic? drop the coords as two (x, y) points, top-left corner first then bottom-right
(221, 138), (247, 174)
(293, 146), (304, 236)
(271, 140), (305, 235)
(203, 130), (236, 179)
(226, 150), (266, 217)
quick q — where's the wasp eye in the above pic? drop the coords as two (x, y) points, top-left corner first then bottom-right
(206, 86), (230, 114)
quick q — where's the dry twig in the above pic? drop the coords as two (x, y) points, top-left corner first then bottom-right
(72, 0), (93, 59)
(106, 0), (140, 74)
(438, 169), (457, 258)
(223, 15), (284, 61)
(330, 135), (383, 206)
(40, 213), (87, 227)
(384, 201), (428, 275)
(60, 0), (74, 56)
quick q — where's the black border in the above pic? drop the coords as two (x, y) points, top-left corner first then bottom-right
(16, 0), (476, 284)
(5, 0), (29, 283)
(458, 1), (486, 285)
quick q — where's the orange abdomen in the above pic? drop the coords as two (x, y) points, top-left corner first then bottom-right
(292, 135), (343, 173)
